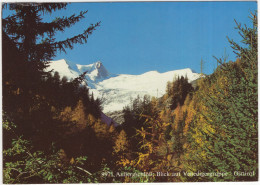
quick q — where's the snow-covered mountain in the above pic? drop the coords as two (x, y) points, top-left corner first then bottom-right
(47, 59), (201, 113)
(77, 62), (112, 83)
(46, 59), (112, 88)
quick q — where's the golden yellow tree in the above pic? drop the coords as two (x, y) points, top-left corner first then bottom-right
(113, 130), (131, 166)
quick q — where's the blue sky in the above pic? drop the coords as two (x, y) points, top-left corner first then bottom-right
(3, 1), (257, 75)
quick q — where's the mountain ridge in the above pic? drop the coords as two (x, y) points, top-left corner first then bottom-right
(46, 59), (201, 113)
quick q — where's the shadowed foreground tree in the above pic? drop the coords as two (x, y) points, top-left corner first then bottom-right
(2, 3), (100, 68)
(2, 2), (101, 143)
(2, 3), (110, 183)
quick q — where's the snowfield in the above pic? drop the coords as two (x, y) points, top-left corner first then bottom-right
(47, 59), (201, 113)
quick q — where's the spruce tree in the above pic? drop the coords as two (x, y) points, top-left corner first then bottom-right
(2, 3), (100, 71)
(2, 2), (101, 157)
(185, 13), (258, 181)
(170, 76), (193, 110)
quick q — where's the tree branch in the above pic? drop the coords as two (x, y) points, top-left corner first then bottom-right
(75, 166), (92, 176)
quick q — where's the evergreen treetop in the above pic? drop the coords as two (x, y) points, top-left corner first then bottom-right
(2, 3), (100, 70)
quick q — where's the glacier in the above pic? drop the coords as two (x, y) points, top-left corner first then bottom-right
(46, 59), (201, 113)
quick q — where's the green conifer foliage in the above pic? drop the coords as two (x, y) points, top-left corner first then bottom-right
(2, 3), (100, 68)
(169, 76), (193, 110)
(186, 13), (258, 181)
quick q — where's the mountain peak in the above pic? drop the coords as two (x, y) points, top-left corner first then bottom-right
(74, 60), (110, 82)
(95, 61), (102, 68)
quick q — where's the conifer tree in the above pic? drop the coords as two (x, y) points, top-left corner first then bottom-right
(185, 13), (258, 181)
(2, 3), (101, 138)
(114, 130), (129, 154)
(170, 76), (193, 110)
(2, 3), (100, 71)
(2, 4), (106, 183)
